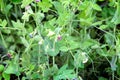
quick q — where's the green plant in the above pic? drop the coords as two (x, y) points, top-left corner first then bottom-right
(0, 0), (120, 80)
(0, 64), (4, 72)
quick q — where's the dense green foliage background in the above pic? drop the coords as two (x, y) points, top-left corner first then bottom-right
(0, 0), (120, 80)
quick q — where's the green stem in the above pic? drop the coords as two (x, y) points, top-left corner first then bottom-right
(0, 31), (7, 48)
(0, 27), (22, 30)
(53, 56), (55, 65)
(112, 71), (114, 80)
(47, 54), (50, 68)
(35, 2), (37, 13)
(18, 76), (20, 80)
(76, 67), (78, 76)
(38, 44), (41, 65)
(84, 27), (87, 39)
(5, 14), (11, 27)
(15, 4), (18, 20)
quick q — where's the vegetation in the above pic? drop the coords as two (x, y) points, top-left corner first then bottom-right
(0, 0), (120, 80)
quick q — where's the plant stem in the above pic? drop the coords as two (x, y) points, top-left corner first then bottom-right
(18, 76), (20, 80)
(15, 4), (18, 20)
(0, 31), (7, 48)
(76, 67), (78, 76)
(47, 54), (50, 68)
(5, 14), (11, 27)
(53, 56), (55, 65)
(112, 71), (114, 80)
(38, 45), (41, 65)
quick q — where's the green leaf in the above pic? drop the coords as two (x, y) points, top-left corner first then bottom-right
(99, 25), (108, 29)
(80, 17), (94, 27)
(74, 51), (88, 68)
(31, 73), (41, 79)
(34, 11), (44, 23)
(54, 27), (62, 34)
(110, 56), (117, 71)
(92, 21), (102, 26)
(99, 77), (108, 80)
(104, 34), (115, 46)
(38, 0), (52, 12)
(0, 76), (2, 80)
(10, 0), (22, 4)
(58, 64), (68, 74)
(54, 72), (76, 80)
(4, 55), (20, 76)
(57, 12), (73, 26)
(2, 29), (11, 34)
(21, 53), (31, 67)
(21, 0), (33, 8)
(66, 36), (80, 50)
(0, 0), (4, 12)
(44, 64), (58, 77)
(98, 0), (104, 1)
(53, 1), (73, 26)
(0, 65), (4, 72)
(60, 46), (68, 52)
(96, 48), (108, 56)
(43, 38), (59, 56)
(54, 64), (76, 80)
(0, 19), (7, 27)
(22, 12), (30, 21)
(81, 39), (97, 50)
(4, 4), (13, 14)
(92, 4), (102, 11)
(20, 37), (29, 47)
(2, 73), (10, 80)
(111, 2), (120, 24)
(53, 1), (65, 14)
(47, 48), (59, 56)
(12, 20), (24, 29)
(69, 41), (80, 50)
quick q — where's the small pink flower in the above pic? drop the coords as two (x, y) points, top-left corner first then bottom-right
(35, 0), (40, 2)
(57, 35), (62, 41)
(25, 5), (31, 10)
(7, 53), (12, 58)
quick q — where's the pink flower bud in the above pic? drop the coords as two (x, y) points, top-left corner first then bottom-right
(35, 0), (40, 2)
(57, 35), (62, 41)
(25, 5), (31, 10)
(7, 53), (12, 58)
